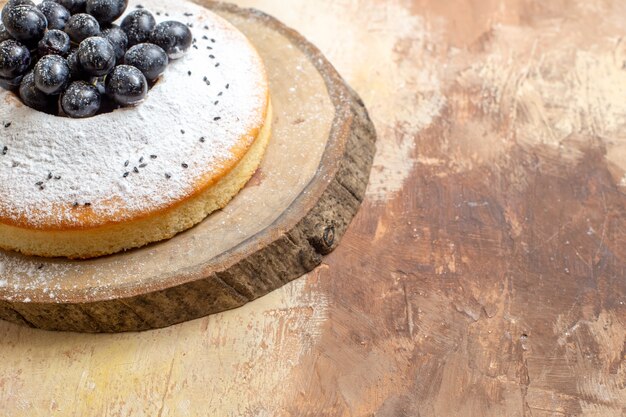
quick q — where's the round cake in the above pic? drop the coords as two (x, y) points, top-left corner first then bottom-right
(0, 0), (271, 259)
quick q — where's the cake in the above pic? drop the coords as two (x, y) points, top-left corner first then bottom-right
(0, 0), (271, 259)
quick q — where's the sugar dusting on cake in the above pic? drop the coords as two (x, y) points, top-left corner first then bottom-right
(0, 0), (267, 228)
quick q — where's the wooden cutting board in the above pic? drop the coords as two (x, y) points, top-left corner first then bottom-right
(0, 1), (377, 332)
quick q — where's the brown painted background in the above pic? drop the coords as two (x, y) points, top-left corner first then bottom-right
(1, 0), (625, 415)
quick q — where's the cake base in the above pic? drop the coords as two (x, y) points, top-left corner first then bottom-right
(0, 1), (377, 332)
(0, 103), (272, 259)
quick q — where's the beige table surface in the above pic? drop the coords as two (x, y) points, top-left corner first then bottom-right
(1, 0), (625, 416)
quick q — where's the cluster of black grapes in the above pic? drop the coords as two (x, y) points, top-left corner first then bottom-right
(0, 0), (192, 118)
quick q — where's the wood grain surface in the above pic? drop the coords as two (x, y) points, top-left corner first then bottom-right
(1, 0), (625, 415)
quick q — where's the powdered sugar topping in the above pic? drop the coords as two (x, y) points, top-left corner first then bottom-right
(0, 0), (268, 228)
